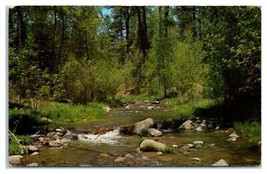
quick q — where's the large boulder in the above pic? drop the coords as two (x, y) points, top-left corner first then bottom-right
(139, 139), (167, 152)
(129, 118), (155, 134)
(138, 128), (163, 137)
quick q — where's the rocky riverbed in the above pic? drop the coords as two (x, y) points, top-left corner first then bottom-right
(9, 100), (261, 167)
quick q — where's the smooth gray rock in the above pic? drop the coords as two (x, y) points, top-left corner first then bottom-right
(129, 118), (155, 134)
(140, 139), (167, 152)
(138, 128), (163, 137)
(212, 159), (229, 166)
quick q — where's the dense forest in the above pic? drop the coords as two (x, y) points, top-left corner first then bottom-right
(9, 6), (261, 122)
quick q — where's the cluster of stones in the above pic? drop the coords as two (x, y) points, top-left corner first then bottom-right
(9, 127), (78, 166)
(158, 117), (223, 133)
(123, 117), (233, 166)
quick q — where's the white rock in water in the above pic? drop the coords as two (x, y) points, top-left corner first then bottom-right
(147, 106), (154, 110)
(182, 144), (194, 149)
(30, 152), (40, 156)
(26, 162), (39, 167)
(193, 157), (201, 161)
(227, 137), (237, 142)
(9, 155), (23, 165)
(193, 141), (204, 145)
(172, 144), (178, 148)
(157, 152), (163, 155)
(229, 132), (239, 138)
(195, 126), (203, 132)
(212, 159), (229, 166)
(28, 145), (38, 152)
(138, 128), (163, 137)
(125, 105), (130, 109)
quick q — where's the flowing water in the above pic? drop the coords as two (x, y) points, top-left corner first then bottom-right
(20, 102), (261, 167)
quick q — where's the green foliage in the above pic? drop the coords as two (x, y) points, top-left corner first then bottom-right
(61, 57), (94, 104)
(9, 143), (21, 155)
(38, 102), (106, 122)
(203, 6), (261, 100)
(171, 40), (207, 98)
(234, 121), (261, 143)
(17, 135), (31, 145)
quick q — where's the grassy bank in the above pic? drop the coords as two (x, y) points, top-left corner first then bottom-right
(234, 122), (261, 143)
(165, 97), (218, 117)
(38, 102), (106, 122)
(9, 101), (107, 134)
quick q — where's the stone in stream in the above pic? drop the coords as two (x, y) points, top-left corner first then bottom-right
(227, 132), (239, 142)
(193, 141), (204, 145)
(179, 119), (193, 130)
(229, 132), (239, 138)
(139, 139), (167, 152)
(137, 128), (163, 137)
(129, 118), (155, 134)
(181, 144), (194, 149)
(212, 159), (229, 166)
(9, 155), (23, 165)
(26, 162), (39, 167)
(100, 153), (110, 158)
(152, 100), (160, 104)
(49, 140), (63, 147)
(193, 157), (201, 161)
(172, 144), (178, 148)
(28, 145), (39, 152)
(114, 156), (126, 163)
(30, 152), (40, 156)
(195, 126), (203, 132)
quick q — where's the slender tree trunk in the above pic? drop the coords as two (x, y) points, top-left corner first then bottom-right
(58, 8), (65, 66)
(125, 7), (130, 54)
(17, 6), (27, 45)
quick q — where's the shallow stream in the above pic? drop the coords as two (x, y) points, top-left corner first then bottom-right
(21, 101), (261, 167)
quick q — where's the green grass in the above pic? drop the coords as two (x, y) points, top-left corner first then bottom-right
(165, 97), (216, 117)
(234, 121), (261, 143)
(38, 102), (107, 123)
